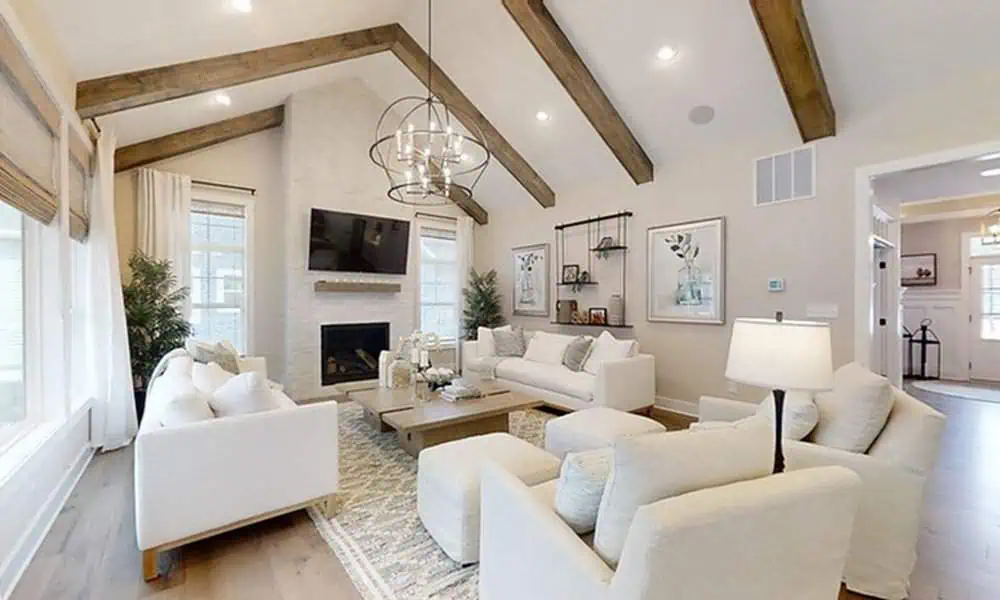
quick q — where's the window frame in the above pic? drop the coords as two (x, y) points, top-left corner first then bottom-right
(188, 187), (255, 355)
(416, 218), (459, 346)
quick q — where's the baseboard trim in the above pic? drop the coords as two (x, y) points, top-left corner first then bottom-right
(0, 437), (95, 599)
(656, 396), (698, 417)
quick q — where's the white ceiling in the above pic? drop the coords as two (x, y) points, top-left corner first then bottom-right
(20, 0), (1000, 211)
(873, 154), (1000, 205)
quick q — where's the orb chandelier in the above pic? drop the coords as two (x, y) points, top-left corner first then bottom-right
(369, 0), (490, 207)
(982, 208), (1000, 246)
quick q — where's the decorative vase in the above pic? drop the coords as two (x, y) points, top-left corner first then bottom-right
(608, 295), (625, 326)
(388, 354), (415, 389)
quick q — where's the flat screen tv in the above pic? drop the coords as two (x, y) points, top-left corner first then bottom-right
(308, 208), (410, 274)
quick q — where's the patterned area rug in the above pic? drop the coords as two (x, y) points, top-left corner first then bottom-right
(309, 402), (554, 600)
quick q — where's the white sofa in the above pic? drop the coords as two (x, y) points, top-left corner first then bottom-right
(462, 331), (655, 413)
(479, 463), (862, 600)
(135, 352), (339, 580)
(698, 387), (946, 600)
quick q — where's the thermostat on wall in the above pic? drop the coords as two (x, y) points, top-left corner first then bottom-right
(767, 278), (785, 292)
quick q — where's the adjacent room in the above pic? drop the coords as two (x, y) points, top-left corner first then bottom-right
(1, 0), (997, 599)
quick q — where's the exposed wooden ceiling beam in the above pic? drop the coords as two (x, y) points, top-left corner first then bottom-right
(77, 24), (552, 210)
(750, 0), (835, 142)
(77, 25), (398, 118)
(114, 107), (285, 172)
(502, 0), (653, 185)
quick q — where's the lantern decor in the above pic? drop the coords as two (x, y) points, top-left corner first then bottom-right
(906, 319), (941, 381)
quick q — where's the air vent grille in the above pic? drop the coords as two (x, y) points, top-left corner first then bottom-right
(755, 146), (815, 206)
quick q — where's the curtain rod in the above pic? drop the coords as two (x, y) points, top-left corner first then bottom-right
(192, 179), (257, 196)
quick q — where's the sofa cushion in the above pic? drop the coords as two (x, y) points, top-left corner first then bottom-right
(159, 386), (215, 427)
(545, 407), (666, 459)
(583, 331), (638, 376)
(493, 328), (526, 357)
(210, 371), (282, 418)
(562, 336), (594, 372)
(163, 355), (194, 378)
(812, 362), (894, 453)
(756, 390), (820, 440)
(593, 425), (772, 566)
(192, 361), (235, 396)
(555, 447), (613, 534)
(477, 325), (512, 358)
(186, 338), (240, 374)
(524, 331), (575, 366)
(495, 358), (595, 400)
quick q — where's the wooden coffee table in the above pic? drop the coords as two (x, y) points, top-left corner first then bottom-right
(350, 387), (418, 433)
(382, 392), (543, 457)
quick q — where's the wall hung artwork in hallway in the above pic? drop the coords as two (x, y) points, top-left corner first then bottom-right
(901, 253), (937, 287)
(512, 243), (550, 317)
(647, 217), (726, 324)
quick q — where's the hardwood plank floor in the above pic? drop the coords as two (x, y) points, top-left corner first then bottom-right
(10, 386), (999, 599)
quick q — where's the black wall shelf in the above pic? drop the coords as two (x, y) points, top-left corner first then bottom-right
(553, 212), (632, 326)
(550, 322), (634, 329)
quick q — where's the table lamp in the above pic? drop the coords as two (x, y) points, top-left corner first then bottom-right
(725, 312), (833, 473)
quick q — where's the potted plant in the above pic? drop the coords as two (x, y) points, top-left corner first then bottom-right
(122, 252), (192, 421)
(462, 268), (506, 340)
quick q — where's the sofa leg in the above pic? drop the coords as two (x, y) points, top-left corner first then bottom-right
(142, 549), (159, 581)
(318, 494), (339, 519)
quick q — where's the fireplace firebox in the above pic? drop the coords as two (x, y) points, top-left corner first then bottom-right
(320, 323), (390, 386)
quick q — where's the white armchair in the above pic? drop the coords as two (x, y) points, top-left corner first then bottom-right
(697, 388), (945, 599)
(479, 463), (862, 600)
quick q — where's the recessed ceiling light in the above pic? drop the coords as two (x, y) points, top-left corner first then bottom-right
(981, 168), (1000, 177)
(213, 92), (232, 107)
(656, 46), (678, 62)
(977, 152), (1000, 161)
(535, 111), (551, 122)
(231, 0), (252, 13)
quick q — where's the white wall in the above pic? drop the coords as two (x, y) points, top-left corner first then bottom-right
(283, 79), (463, 400)
(114, 130), (288, 381)
(477, 72), (1000, 404)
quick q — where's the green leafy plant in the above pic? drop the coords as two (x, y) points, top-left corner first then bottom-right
(123, 252), (192, 391)
(462, 268), (506, 340)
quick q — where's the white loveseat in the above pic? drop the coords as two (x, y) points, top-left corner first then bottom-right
(135, 352), (339, 580)
(698, 387), (945, 600)
(462, 330), (655, 413)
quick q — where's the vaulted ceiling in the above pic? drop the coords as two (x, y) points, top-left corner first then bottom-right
(21, 0), (1000, 212)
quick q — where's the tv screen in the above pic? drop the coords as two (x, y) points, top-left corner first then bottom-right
(308, 209), (410, 275)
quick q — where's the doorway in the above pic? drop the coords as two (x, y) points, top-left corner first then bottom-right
(966, 240), (1000, 382)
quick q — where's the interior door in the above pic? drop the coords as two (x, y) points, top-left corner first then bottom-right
(970, 256), (1000, 382)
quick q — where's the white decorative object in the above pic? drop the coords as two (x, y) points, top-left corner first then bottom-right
(191, 361), (234, 396)
(554, 447), (613, 534)
(608, 294), (625, 326)
(544, 406), (665, 460)
(512, 243), (550, 317)
(811, 362), (894, 453)
(209, 371), (282, 418)
(647, 217), (725, 324)
(159, 387), (215, 428)
(582, 331), (638, 376)
(523, 331), (574, 366)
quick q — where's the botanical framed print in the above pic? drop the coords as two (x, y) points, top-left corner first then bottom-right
(901, 253), (937, 287)
(647, 217), (726, 324)
(512, 243), (550, 317)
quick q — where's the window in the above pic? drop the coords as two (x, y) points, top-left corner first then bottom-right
(419, 227), (459, 342)
(0, 202), (24, 427)
(980, 264), (1000, 341)
(190, 199), (249, 352)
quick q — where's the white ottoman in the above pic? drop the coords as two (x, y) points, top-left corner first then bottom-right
(545, 407), (667, 459)
(417, 433), (560, 564)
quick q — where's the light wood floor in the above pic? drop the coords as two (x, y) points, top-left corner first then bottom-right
(10, 386), (1000, 599)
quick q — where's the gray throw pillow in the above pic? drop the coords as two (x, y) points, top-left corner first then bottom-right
(493, 328), (526, 357)
(562, 336), (593, 372)
(186, 339), (241, 374)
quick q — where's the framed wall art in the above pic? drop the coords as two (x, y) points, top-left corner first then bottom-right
(901, 253), (937, 287)
(647, 217), (726, 324)
(512, 243), (550, 317)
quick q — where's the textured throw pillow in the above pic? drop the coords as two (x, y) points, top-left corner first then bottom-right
(524, 331), (575, 366)
(477, 325), (511, 358)
(811, 362), (894, 453)
(555, 447), (613, 534)
(582, 331), (638, 376)
(192, 361), (235, 396)
(159, 386), (215, 427)
(493, 328), (526, 357)
(593, 425), (771, 566)
(562, 336), (594, 372)
(755, 390), (820, 441)
(210, 371), (281, 418)
(186, 339), (241, 374)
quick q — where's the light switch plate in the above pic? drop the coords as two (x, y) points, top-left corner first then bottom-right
(768, 278), (785, 292)
(807, 303), (839, 319)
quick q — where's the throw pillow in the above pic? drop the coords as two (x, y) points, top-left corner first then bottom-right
(210, 371), (281, 418)
(477, 325), (512, 358)
(811, 362), (894, 453)
(562, 336), (594, 372)
(593, 425), (771, 567)
(755, 390), (820, 440)
(555, 447), (613, 534)
(493, 328), (526, 357)
(582, 331), (638, 376)
(159, 386), (215, 427)
(524, 331), (575, 366)
(192, 361), (235, 396)
(186, 339), (241, 374)
(163, 355), (194, 379)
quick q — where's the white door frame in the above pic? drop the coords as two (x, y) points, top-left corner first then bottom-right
(963, 231), (1000, 381)
(853, 139), (1000, 387)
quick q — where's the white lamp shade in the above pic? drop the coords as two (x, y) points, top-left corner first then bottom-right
(725, 318), (834, 391)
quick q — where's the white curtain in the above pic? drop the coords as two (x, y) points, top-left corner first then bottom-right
(88, 130), (137, 450)
(137, 168), (192, 315)
(455, 216), (474, 370)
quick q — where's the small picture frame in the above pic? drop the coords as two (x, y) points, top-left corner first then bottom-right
(561, 264), (581, 283)
(589, 307), (608, 326)
(901, 253), (937, 287)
